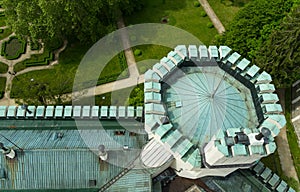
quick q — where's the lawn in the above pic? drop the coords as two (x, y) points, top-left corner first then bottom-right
(133, 45), (172, 74)
(0, 61), (7, 73)
(208, 0), (243, 28)
(0, 11), (6, 27)
(14, 49), (54, 72)
(125, 0), (242, 74)
(11, 41), (129, 104)
(0, 76), (6, 99)
(0, 27), (13, 39)
(125, 0), (218, 45)
(285, 88), (300, 188)
(64, 85), (138, 106)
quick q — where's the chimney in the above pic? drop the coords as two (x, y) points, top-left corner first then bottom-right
(98, 145), (108, 161)
(0, 143), (16, 159)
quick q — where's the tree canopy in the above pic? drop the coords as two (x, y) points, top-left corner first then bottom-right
(216, 0), (294, 60)
(128, 85), (144, 106)
(255, 6), (300, 87)
(3, 0), (143, 47)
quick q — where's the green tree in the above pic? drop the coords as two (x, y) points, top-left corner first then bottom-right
(128, 85), (144, 106)
(216, 0), (294, 60)
(255, 6), (300, 87)
(3, 0), (143, 47)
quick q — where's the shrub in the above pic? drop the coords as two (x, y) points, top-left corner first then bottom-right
(0, 29), (3, 33)
(200, 11), (207, 17)
(207, 22), (214, 28)
(194, 1), (201, 7)
(30, 41), (42, 51)
(134, 49), (142, 56)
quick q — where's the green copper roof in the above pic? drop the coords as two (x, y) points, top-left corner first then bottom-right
(153, 63), (168, 77)
(226, 52), (241, 65)
(0, 129), (148, 190)
(250, 145), (265, 155)
(232, 144), (247, 156)
(175, 45), (187, 57)
(257, 71), (272, 82)
(168, 51), (184, 64)
(219, 46), (231, 59)
(171, 138), (193, 157)
(246, 65), (260, 77)
(161, 57), (176, 71)
(188, 45), (198, 58)
(144, 81), (161, 92)
(260, 167), (272, 180)
(236, 58), (250, 71)
(208, 46), (218, 59)
(144, 69), (161, 82)
(155, 123), (173, 138)
(145, 92), (161, 102)
(54, 106), (64, 117)
(268, 174), (280, 187)
(109, 106), (117, 117)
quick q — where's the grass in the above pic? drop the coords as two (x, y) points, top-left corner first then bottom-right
(125, 0), (218, 45)
(0, 61), (8, 73)
(261, 150), (282, 175)
(11, 41), (129, 104)
(0, 77), (6, 99)
(208, 0), (243, 28)
(0, 12), (6, 27)
(285, 88), (300, 188)
(0, 27), (13, 39)
(133, 45), (172, 74)
(14, 50), (54, 72)
(68, 85), (138, 106)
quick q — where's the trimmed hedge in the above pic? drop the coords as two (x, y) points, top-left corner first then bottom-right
(0, 77), (6, 99)
(1, 36), (26, 60)
(30, 41), (42, 51)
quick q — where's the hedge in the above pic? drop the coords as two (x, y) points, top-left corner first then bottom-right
(1, 36), (27, 60)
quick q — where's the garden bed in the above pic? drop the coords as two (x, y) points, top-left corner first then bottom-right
(0, 61), (7, 73)
(0, 77), (6, 99)
(1, 36), (26, 60)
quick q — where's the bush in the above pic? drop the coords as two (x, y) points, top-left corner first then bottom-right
(207, 22), (214, 28)
(194, 1), (201, 7)
(30, 41), (42, 51)
(200, 11), (207, 17)
(134, 49), (142, 56)
(0, 29), (3, 33)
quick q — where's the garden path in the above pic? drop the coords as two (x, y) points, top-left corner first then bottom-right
(71, 16), (143, 101)
(198, 0), (225, 34)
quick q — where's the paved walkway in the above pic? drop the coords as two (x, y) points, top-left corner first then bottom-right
(198, 0), (225, 34)
(276, 89), (299, 183)
(0, 35), (67, 105)
(72, 17), (142, 100)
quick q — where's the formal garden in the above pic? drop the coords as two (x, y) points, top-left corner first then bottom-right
(0, 36), (26, 60)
